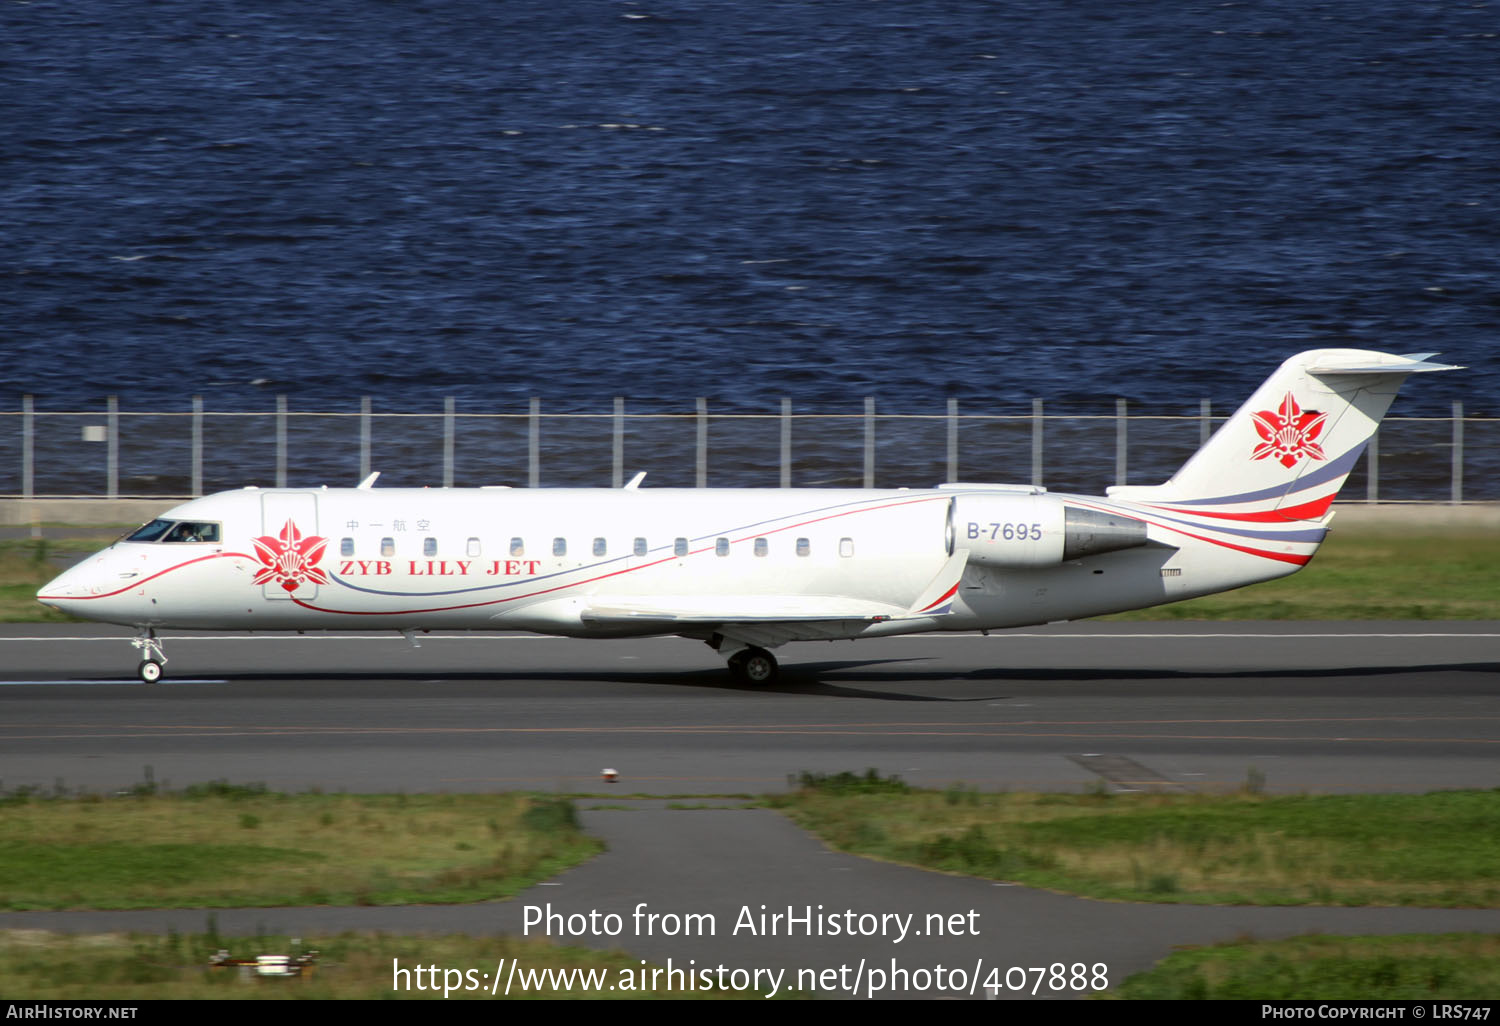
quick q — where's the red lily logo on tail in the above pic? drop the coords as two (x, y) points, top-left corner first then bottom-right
(1251, 393), (1328, 468)
(252, 520), (330, 592)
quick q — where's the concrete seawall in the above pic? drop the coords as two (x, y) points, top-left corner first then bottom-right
(2, 497), (1497, 532)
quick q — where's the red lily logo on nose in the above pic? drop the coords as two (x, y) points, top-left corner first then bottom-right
(1251, 393), (1328, 469)
(252, 520), (330, 592)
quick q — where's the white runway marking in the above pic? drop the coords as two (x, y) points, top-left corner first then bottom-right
(0, 679), (229, 686)
(998, 632), (1500, 639)
(0, 634), (562, 642)
(0, 631), (1494, 642)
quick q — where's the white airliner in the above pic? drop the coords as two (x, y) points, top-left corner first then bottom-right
(39, 349), (1456, 684)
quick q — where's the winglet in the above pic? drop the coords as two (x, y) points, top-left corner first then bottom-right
(903, 549), (969, 617)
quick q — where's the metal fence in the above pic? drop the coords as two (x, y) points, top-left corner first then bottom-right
(4, 397), (1491, 502)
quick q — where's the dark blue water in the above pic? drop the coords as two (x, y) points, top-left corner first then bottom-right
(2, 1), (1496, 492)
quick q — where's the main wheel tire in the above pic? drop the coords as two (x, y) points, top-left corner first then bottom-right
(739, 647), (778, 685)
(137, 660), (163, 684)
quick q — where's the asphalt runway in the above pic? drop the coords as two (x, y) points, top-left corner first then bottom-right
(2, 622), (1496, 795)
(2, 622), (1497, 999)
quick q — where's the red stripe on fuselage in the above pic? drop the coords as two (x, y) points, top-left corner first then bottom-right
(1160, 527), (1312, 566)
(37, 551), (256, 601)
(1066, 499), (1314, 566)
(1149, 493), (1336, 523)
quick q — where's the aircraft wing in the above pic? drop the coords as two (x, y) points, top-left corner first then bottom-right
(579, 595), (907, 626)
(574, 598), (896, 647)
(574, 550), (971, 646)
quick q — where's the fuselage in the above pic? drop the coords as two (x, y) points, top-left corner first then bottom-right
(37, 483), (1308, 639)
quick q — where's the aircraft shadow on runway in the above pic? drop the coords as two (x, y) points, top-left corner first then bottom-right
(85, 657), (1498, 702)
(154, 662), (981, 702)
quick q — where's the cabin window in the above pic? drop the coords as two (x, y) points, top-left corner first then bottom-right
(510, 537), (524, 556)
(634, 537), (647, 557)
(593, 537), (607, 557)
(423, 537), (438, 557)
(839, 537), (854, 558)
(796, 537), (810, 557)
(467, 537), (481, 557)
(381, 537), (395, 557)
(553, 537), (567, 556)
(715, 537), (730, 557)
(754, 538), (768, 557)
(674, 537), (688, 557)
(341, 538), (354, 557)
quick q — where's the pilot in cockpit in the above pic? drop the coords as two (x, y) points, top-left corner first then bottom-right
(165, 523), (201, 543)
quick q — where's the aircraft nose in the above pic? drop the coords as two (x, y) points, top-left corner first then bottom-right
(36, 558), (102, 609)
(37, 566), (81, 608)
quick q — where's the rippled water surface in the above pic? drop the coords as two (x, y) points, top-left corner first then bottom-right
(3, 1), (1496, 491)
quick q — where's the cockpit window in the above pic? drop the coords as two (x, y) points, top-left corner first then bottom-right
(164, 522), (220, 543)
(127, 519), (175, 542)
(127, 520), (220, 543)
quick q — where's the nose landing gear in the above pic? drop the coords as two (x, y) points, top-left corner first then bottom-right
(130, 629), (167, 683)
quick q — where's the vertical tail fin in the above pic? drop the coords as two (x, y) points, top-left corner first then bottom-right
(1108, 349), (1459, 521)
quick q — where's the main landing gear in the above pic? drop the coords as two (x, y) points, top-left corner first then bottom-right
(726, 646), (779, 686)
(131, 628), (167, 683)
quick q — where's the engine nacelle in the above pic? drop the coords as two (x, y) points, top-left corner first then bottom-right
(949, 492), (1149, 568)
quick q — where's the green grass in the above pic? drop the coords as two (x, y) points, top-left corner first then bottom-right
(0, 784), (602, 910)
(0, 537), (121, 622)
(1103, 529), (1500, 620)
(1104, 933), (1500, 1000)
(0, 930), (742, 1000)
(770, 775), (1500, 907)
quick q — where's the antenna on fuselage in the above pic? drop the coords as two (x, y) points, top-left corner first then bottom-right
(623, 472), (646, 490)
(357, 472), (380, 490)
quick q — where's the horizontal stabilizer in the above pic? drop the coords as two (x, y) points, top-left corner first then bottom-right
(1308, 353), (1462, 375)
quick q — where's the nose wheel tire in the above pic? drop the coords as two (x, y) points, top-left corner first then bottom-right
(137, 660), (163, 684)
(728, 647), (779, 686)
